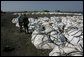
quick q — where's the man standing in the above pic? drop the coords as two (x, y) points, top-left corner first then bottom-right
(23, 14), (29, 33)
(18, 13), (23, 32)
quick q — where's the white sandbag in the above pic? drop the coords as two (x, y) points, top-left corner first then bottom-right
(16, 23), (20, 27)
(57, 22), (65, 32)
(12, 18), (16, 23)
(49, 46), (60, 56)
(45, 27), (53, 33)
(42, 22), (53, 33)
(68, 29), (77, 34)
(52, 24), (58, 30)
(49, 46), (79, 56)
(68, 30), (82, 36)
(50, 31), (58, 41)
(28, 18), (35, 23)
(74, 31), (82, 36)
(12, 18), (18, 23)
(66, 35), (79, 45)
(31, 30), (56, 49)
(12, 15), (20, 23)
(71, 53), (82, 56)
(28, 26), (35, 32)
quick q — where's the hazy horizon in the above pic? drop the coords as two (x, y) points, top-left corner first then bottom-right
(1, 1), (83, 12)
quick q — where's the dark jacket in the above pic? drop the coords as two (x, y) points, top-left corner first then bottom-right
(18, 16), (23, 23)
(23, 16), (29, 24)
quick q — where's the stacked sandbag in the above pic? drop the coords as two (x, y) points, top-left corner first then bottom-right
(12, 14), (83, 56)
(49, 16), (83, 56)
(31, 16), (67, 50)
(31, 18), (56, 49)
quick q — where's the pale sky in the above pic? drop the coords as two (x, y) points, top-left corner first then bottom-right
(1, 1), (83, 12)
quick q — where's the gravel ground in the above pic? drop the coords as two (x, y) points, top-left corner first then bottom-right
(1, 13), (52, 56)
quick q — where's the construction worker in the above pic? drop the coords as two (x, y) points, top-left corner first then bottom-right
(23, 14), (29, 33)
(18, 13), (24, 32)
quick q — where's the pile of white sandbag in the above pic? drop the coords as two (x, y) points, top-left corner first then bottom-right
(12, 14), (83, 56)
(12, 12), (82, 16)
(49, 16), (83, 56)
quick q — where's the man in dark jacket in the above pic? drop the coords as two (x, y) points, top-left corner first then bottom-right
(18, 13), (23, 32)
(23, 14), (29, 33)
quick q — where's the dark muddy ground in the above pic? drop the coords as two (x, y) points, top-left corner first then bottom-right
(1, 13), (52, 56)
